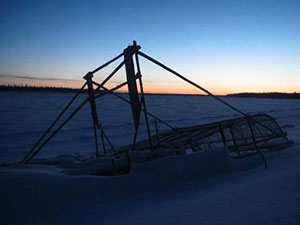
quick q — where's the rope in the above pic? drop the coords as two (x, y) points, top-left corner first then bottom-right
(138, 51), (247, 117)
(22, 81), (129, 163)
(92, 53), (123, 74)
(21, 82), (87, 163)
(92, 81), (174, 129)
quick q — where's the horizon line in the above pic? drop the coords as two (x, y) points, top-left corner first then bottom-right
(1, 84), (299, 96)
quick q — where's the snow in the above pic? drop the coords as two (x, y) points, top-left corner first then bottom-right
(0, 91), (300, 225)
(1, 91), (300, 163)
(1, 146), (300, 225)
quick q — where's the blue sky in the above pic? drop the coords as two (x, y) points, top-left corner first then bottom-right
(0, 0), (299, 94)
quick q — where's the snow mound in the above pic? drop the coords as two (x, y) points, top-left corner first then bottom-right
(1, 145), (298, 225)
(0, 163), (62, 176)
(2, 146), (266, 179)
(131, 147), (264, 182)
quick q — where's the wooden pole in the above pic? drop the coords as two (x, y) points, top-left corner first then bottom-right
(124, 44), (141, 131)
(138, 51), (247, 117)
(92, 53), (123, 74)
(92, 81), (174, 129)
(218, 124), (227, 148)
(229, 125), (241, 157)
(154, 118), (160, 148)
(99, 61), (125, 88)
(92, 121), (99, 156)
(247, 117), (267, 169)
(84, 72), (101, 156)
(133, 41), (153, 151)
(22, 82), (87, 163)
(23, 80), (129, 163)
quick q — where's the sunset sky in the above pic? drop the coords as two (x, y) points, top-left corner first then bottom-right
(1, 0), (299, 95)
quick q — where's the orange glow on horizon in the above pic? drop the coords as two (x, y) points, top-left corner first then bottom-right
(1, 78), (299, 96)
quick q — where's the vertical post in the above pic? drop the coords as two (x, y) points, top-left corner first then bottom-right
(92, 122), (99, 157)
(229, 125), (241, 157)
(133, 41), (153, 151)
(218, 124), (227, 148)
(123, 44), (141, 131)
(84, 72), (100, 156)
(100, 128), (107, 155)
(247, 117), (267, 169)
(154, 118), (160, 148)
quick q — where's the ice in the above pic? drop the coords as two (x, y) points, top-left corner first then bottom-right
(0, 91), (300, 225)
(1, 91), (299, 163)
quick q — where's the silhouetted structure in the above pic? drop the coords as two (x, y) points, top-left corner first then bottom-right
(21, 41), (294, 173)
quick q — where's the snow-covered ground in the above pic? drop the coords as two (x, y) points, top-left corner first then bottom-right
(1, 91), (299, 163)
(0, 91), (300, 225)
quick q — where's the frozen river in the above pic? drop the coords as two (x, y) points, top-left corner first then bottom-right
(0, 91), (299, 163)
(1, 91), (300, 225)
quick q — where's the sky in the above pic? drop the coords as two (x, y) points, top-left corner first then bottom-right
(0, 0), (299, 94)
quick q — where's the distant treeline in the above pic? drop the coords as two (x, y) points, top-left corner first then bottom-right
(0, 84), (205, 96)
(0, 84), (82, 93)
(227, 92), (300, 99)
(1, 85), (299, 99)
